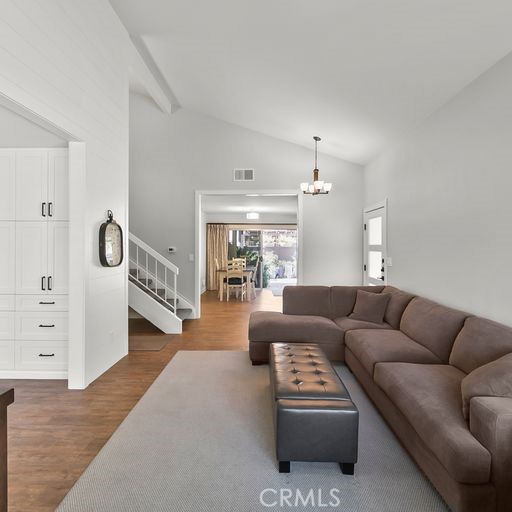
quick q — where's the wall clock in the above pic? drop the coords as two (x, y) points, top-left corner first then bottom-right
(99, 210), (123, 267)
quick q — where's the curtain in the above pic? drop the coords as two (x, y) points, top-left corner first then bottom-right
(206, 224), (228, 290)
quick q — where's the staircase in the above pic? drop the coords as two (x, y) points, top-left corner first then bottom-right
(128, 234), (193, 334)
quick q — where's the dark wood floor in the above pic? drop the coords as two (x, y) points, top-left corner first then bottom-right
(6, 290), (281, 511)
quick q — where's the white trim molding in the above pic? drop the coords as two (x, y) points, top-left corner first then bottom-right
(195, 189), (303, 317)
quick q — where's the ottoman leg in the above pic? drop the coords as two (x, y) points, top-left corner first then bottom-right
(279, 461), (290, 473)
(340, 463), (355, 475)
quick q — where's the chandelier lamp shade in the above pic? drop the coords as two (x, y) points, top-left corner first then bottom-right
(300, 136), (333, 195)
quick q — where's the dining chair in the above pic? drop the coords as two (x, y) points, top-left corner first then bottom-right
(225, 259), (247, 301)
(250, 256), (260, 299)
(231, 257), (247, 268)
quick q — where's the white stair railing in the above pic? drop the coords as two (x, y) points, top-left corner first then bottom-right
(128, 233), (179, 316)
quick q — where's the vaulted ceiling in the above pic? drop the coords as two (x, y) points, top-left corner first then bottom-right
(111, 0), (512, 164)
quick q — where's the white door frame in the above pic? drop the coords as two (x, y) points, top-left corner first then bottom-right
(0, 92), (86, 389)
(195, 189), (303, 318)
(363, 199), (388, 286)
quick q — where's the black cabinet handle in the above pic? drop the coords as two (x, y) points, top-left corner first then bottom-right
(38, 353), (55, 357)
(48, 202), (53, 217)
(48, 276), (52, 291)
(41, 276), (46, 291)
(42, 202), (47, 217)
(39, 301), (55, 305)
(38, 324), (55, 328)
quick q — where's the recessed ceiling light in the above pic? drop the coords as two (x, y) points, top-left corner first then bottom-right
(246, 212), (260, 220)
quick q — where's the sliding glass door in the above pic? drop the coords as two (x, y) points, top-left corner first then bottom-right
(227, 226), (297, 292)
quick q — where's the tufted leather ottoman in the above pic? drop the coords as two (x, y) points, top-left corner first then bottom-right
(269, 343), (359, 474)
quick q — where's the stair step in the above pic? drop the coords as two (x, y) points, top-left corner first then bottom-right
(176, 308), (192, 320)
(129, 269), (153, 287)
(129, 275), (182, 314)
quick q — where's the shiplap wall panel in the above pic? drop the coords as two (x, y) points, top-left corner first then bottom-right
(0, 0), (130, 387)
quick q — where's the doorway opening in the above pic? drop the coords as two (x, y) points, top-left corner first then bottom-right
(363, 200), (387, 286)
(195, 190), (303, 317)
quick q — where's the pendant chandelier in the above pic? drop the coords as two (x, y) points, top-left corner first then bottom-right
(300, 136), (332, 195)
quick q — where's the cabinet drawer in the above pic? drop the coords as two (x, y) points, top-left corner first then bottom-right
(15, 312), (67, 340)
(0, 295), (15, 311)
(0, 312), (14, 340)
(0, 340), (14, 370)
(15, 341), (67, 370)
(16, 295), (68, 312)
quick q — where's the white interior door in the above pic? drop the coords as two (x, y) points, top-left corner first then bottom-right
(363, 204), (387, 286)
(0, 151), (16, 220)
(16, 222), (48, 294)
(48, 150), (69, 221)
(15, 150), (48, 221)
(48, 222), (69, 294)
(0, 222), (16, 294)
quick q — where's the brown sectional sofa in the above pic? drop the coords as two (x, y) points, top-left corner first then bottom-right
(248, 285), (512, 512)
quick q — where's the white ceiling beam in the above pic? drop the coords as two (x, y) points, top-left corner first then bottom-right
(128, 39), (176, 115)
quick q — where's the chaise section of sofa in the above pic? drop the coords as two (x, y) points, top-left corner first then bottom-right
(248, 285), (412, 364)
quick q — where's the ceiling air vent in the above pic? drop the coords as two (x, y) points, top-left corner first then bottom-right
(233, 168), (255, 182)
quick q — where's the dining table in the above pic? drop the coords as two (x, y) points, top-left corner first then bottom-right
(217, 266), (255, 301)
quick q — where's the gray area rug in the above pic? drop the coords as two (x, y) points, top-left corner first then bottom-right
(58, 351), (448, 512)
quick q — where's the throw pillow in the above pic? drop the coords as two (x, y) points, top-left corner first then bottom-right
(349, 290), (391, 324)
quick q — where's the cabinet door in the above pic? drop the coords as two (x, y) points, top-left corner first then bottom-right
(48, 150), (68, 221)
(48, 222), (68, 294)
(16, 222), (48, 294)
(0, 151), (15, 220)
(0, 341), (14, 370)
(0, 313), (14, 340)
(15, 150), (48, 221)
(0, 222), (15, 294)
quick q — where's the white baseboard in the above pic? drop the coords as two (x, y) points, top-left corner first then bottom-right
(0, 370), (67, 380)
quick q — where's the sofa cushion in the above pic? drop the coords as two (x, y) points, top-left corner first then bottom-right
(382, 286), (415, 329)
(330, 286), (384, 319)
(450, 316), (512, 374)
(282, 286), (331, 318)
(248, 311), (342, 344)
(400, 297), (468, 363)
(345, 329), (441, 377)
(374, 362), (491, 484)
(461, 353), (512, 420)
(349, 289), (391, 324)
(333, 317), (392, 343)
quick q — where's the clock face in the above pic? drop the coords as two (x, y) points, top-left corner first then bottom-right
(99, 220), (123, 267)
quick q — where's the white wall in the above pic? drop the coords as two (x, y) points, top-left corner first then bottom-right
(0, 1), (130, 387)
(0, 105), (67, 147)
(365, 52), (512, 325)
(130, 92), (364, 302)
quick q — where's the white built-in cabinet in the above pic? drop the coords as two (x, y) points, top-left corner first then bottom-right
(0, 148), (68, 379)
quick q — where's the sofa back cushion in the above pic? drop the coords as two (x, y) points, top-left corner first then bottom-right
(382, 286), (415, 328)
(400, 297), (468, 363)
(450, 317), (512, 374)
(330, 286), (384, 319)
(461, 353), (512, 420)
(282, 286), (332, 318)
(349, 289), (391, 324)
